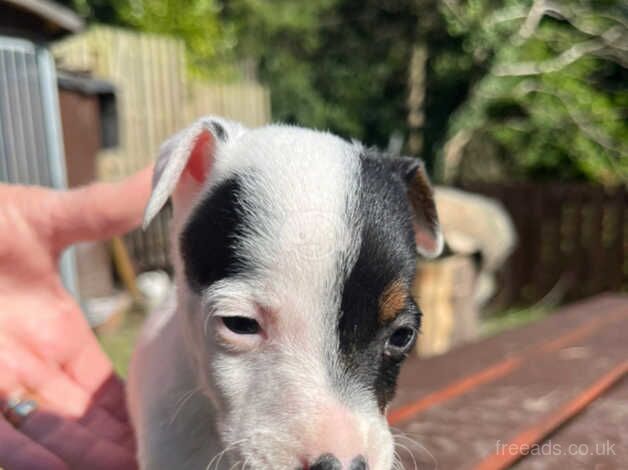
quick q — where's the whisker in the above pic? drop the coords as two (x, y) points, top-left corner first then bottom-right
(206, 438), (249, 470)
(206, 447), (228, 470)
(169, 387), (202, 425)
(391, 427), (438, 470)
(392, 449), (403, 470)
(393, 439), (418, 470)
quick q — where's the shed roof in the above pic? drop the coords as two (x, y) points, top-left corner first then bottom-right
(57, 70), (115, 96)
(0, 0), (83, 40)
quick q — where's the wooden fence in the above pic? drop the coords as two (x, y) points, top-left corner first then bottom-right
(459, 182), (627, 307)
(53, 27), (271, 271)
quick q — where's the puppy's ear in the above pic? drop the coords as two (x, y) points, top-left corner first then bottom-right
(392, 157), (444, 259)
(143, 117), (244, 228)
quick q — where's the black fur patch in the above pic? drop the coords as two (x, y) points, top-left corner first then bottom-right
(180, 177), (245, 292)
(338, 154), (421, 410)
(209, 121), (227, 142)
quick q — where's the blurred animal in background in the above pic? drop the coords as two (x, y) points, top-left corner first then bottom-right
(435, 187), (516, 307)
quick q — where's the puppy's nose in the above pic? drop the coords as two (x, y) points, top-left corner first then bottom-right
(310, 454), (341, 470)
(309, 454), (368, 470)
(349, 456), (368, 470)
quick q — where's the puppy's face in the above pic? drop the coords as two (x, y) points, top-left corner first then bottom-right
(144, 118), (442, 469)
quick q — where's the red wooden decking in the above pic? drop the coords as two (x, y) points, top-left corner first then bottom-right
(388, 294), (628, 469)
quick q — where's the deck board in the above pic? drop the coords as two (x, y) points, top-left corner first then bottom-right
(389, 294), (628, 469)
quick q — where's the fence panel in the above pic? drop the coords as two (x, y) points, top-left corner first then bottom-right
(53, 27), (271, 272)
(185, 82), (271, 128)
(0, 38), (61, 186)
(459, 182), (627, 307)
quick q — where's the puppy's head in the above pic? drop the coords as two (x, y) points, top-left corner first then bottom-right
(145, 117), (442, 469)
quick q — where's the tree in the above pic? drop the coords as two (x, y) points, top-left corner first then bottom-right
(59, 0), (627, 183)
(437, 0), (628, 184)
(220, 0), (496, 172)
(58, 0), (234, 79)
(58, 0), (480, 170)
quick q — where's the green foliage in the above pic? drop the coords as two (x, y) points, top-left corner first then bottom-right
(439, 0), (627, 184)
(481, 305), (549, 337)
(60, 0), (627, 183)
(119, 0), (233, 78)
(58, 0), (235, 79)
(222, 0), (421, 145)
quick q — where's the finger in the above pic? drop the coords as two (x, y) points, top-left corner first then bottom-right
(0, 335), (91, 416)
(2, 296), (114, 392)
(0, 417), (68, 470)
(1, 302), (129, 422)
(0, 336), (133, 444)
(50, 165), (153, 250)
(0, 363), (134, 452)
(4, 295), (123, 410)
(19, 410), (137, 470)
(81, 372), (130, 424)
(79, 405), (135, 450)
(59, 333), (129, 422)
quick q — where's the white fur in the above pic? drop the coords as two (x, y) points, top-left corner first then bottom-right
(128, 120), (394, 469)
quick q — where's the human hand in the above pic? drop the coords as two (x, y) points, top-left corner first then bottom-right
(0, 168), (152, 470)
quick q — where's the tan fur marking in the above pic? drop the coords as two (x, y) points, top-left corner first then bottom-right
(379, 279), (408, 322)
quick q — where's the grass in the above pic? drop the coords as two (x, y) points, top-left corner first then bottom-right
(97, 308), (145, 378)
(481, 306), (551, 337)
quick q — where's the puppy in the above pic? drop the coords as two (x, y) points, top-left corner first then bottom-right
(127, 117), (443, 470)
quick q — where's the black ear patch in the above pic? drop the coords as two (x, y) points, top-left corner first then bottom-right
(180, 177), (246, 292)
(337, 154), (420, 410)
(389, 156), (423, 183)
(209, 121), (227, 142)
(389, 156), (442, 258)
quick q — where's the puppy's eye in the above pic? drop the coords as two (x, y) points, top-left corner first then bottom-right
(385, 327), (416, 357)
(221, 316), (261, 335)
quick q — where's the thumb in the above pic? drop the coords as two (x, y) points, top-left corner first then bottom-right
(50, 166), (153, 251)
